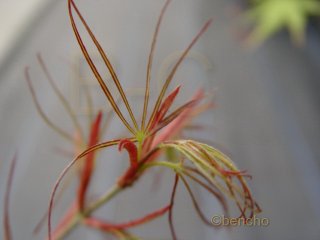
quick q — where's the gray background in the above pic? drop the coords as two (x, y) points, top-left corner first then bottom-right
(0, 0), (320, 239)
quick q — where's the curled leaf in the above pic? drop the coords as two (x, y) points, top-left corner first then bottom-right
(159, 140), (260, 218)
(117, 139), (139, 188)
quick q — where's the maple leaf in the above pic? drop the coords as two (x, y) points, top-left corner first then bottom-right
(245, 0), (320, 45)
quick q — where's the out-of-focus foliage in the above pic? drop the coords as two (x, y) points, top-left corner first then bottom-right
(245, 0), (320, 45)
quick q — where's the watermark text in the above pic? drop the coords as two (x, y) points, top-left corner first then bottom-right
(211, 215), (270, 227)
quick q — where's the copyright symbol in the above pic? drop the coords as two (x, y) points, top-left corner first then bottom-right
(211, 215), (222, 226)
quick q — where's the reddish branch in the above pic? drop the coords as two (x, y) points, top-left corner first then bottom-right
(84, 205), (170, 231)
(3, 154), (17, 240)
(77, 111), (103, 210)
(169, 174), (179, 240)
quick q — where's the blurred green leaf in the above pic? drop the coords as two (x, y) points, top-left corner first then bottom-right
(245, 0), (320, 45)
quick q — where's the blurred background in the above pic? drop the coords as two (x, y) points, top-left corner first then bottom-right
(0, 0), (320, 239)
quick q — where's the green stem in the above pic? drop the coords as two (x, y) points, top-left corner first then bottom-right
(136, 131), (145, 160)
(85, 185), (121, 214)
(54, 184), (121, 240)
(140, 161), (181, 172)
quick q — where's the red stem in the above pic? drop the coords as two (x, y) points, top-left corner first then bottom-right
(169, 174), (179, 240)
(4, 154), (17, 240)
(77, 111), (103, 210)
(84, 205), (170, 230)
